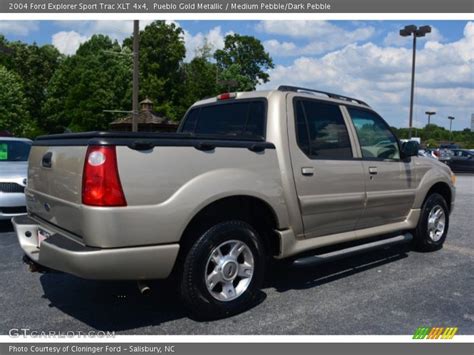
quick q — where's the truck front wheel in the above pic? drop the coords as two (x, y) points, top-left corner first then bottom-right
(180, 220), (265, 319)
(412, 193), (449, 252)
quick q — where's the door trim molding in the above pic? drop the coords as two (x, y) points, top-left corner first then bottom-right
(276, 209), (420, 258)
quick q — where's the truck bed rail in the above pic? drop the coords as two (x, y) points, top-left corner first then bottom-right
(33, 131), (274, 152)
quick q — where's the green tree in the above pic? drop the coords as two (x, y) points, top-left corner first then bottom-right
(217, 64), (255, 92)
(394, 124), (474, 149)
(214, 34), (274, 91)
(42, 35), (132, 132)
(0, 65), (32, 136)
(0, 35), (62, 132)
(123, 21), (186, 120)
(175, 42), (220, 118)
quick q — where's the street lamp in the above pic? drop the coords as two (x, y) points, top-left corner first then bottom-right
(425, 111), (436, 125)
(400, 25), (432, 139)
(448, 116), (455, 141)
(132, 20), (139, 133)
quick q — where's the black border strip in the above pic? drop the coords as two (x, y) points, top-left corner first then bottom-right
(33, 133), (275, 151)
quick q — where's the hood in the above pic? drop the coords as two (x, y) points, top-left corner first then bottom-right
(0, 161), (28, 180)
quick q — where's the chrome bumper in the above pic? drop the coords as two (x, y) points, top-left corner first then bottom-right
(12, 215), (179, 280)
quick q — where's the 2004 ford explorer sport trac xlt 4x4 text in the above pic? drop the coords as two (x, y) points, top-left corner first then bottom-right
(13, 86), (456, 319)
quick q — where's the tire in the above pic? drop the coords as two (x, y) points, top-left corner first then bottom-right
(180, 220), (265, 320)
(412, 193), (449, 252)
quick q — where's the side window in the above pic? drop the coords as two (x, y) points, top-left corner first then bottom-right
(294, 99), (352, 159)
(347, 108), (400, 160)
(295, 101), (310, 154)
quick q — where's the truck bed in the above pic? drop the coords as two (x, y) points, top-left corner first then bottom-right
(25, 131), (283, 249)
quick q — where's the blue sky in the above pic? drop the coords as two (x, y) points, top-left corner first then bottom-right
(0, 20), (473, 129)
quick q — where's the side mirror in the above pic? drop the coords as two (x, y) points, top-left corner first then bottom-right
(402, 140), (420, 157)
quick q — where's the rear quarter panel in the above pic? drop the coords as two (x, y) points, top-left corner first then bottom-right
(79, 145), (289, 248)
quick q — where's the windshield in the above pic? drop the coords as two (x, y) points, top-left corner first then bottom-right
(0, 140), (32, 162)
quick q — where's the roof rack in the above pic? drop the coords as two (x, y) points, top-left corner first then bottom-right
(277, 85), (370, 107)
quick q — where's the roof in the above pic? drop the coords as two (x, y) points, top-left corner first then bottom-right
(110, 110), (178, 126)
(192, 86), (370, 109)
(140, 98), (153, 104)
(0, 137), (32, 142)
(110, 97), (178, 127)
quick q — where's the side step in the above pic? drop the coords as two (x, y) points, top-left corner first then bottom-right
(293, 233), (413, 267)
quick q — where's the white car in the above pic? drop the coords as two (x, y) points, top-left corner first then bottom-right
(0, 137), (32, 220)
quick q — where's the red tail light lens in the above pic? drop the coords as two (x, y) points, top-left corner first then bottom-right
(82, 146), (127, 207)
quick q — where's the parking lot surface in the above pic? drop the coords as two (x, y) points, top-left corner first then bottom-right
(0, 175), (473, 335)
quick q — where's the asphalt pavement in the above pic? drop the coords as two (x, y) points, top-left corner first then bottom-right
(0, 175), (472, 335)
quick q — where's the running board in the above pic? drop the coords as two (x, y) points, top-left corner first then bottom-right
(292, 233), (413, 267)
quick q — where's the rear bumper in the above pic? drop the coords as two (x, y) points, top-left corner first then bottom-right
(12, 215), (179, 280)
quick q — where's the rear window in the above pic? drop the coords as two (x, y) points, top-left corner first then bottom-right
(0, 140), (32, 162)
(181, 100), (266, 138)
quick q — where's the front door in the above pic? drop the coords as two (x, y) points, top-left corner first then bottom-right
(288, 96), (366, 238)
(345, 107), (416, 229)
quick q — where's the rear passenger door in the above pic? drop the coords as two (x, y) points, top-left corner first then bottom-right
(345, 107), (416, 229)
(288, 96), (366, 238)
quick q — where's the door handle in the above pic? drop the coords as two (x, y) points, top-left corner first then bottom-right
(368, 166), (378, 175)
(42, 152), (53, 168)
(301, 167), (315, 176)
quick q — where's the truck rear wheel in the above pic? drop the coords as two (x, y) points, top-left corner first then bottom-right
(413, 193), (449, 252)
(180, 220), (265, 319)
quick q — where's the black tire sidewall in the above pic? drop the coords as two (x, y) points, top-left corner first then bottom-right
(181, 220), (265, 319)
(415, 193), (449, 251)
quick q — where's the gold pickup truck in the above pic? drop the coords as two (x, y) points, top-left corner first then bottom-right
(13, 86), (456, 319)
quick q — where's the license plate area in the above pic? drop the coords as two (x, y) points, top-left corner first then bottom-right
(37, 228), (52, 247)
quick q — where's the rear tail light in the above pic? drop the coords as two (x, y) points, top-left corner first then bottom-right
(82, 146), (127, 207)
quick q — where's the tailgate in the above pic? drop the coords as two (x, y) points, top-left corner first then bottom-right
(27, 145), (86, 236)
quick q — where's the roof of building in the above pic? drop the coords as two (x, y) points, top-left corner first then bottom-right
(110, 98), (178, 127)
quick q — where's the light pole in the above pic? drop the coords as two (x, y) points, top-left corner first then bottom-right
(132, 20), (139, 133)
(448, 116), (455, 141)
(400, 25), (431, 139)
(425, 111), (436, 125)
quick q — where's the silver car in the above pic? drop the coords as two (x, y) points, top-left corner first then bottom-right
(0, 137), (32, 220)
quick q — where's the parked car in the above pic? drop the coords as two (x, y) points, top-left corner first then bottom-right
(446, 149), (474, 173)
(438, 149), (454, 163)
(418, 149), (438, 160)
(13, 86), (456, 318)
(0, 137), (32, 220)
(439, 143), (460, 150)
